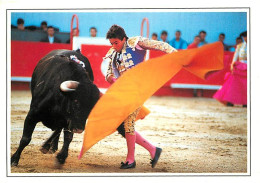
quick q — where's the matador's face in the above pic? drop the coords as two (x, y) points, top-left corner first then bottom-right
(109, 37), (126, 53)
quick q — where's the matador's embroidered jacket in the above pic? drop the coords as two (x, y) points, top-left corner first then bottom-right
(104, 36), (177, 81)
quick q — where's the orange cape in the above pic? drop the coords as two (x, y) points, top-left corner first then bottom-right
(78, 42), (224, 159)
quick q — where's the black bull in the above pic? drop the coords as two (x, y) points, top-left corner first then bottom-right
(11, 49), (126, 167)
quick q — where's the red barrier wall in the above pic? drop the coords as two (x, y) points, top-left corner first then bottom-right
(81, 44), (111, 88)
(11, 41), (71, 77)
(11, 41), (234, 97)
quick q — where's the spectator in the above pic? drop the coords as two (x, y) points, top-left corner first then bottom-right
(151, 33), (158, 40)
(17, 18), (25, 31)
(229, 37), (243, 52)
(213, 31), (247, 107)
(170, 30), (188, 49)
(40, 21), (48, 32)
(218, 33), (229, 51)
(198, 30), (207, 47)
(160, 30), (169, 43)
(15, 18), (37, 31)
(187, 35), (201, 49)
(66, 28), (79, 44)
(40, 26), (61, 44)
(236, 36), (243, 45)
(90, 27), (97, 37)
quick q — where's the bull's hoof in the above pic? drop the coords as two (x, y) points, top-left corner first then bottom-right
(40, 147), (49, 154)
(11, 161), (18, 167)
(40, 143), (51, 154)
(56, 153), (66, 165)
(11, 157), (19, 167)
(54, 158), (64, 169)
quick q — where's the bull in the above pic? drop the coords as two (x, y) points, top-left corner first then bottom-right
(11, 49), (101, 167)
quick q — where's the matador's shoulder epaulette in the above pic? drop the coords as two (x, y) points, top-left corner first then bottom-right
(127, 36), (143, 48)
(104, 47), (116, 59)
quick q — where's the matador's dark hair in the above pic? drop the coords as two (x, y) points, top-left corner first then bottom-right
(106, 24), (128, 41)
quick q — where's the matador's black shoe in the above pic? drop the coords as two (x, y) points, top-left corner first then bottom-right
(120, 161), (136, 169)
(150, 147), (162, 168)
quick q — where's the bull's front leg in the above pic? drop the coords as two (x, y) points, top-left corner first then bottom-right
(40, 128), (62, 154)
(49, 129), (61, 153)
(11, 111), (38, 166)
(55, 128), (73, 167)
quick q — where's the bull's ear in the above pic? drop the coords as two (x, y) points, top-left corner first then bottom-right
(76, 49), (81, 53)
(60, 81), (79, 92)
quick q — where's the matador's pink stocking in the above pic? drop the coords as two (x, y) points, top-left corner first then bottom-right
(125, 133), (136, 164)
(135, 131), (156, 159)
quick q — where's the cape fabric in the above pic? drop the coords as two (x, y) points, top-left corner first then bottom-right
(78, 42), (224, 159)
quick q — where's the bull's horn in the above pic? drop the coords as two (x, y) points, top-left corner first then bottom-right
(60, 81), (79, 92)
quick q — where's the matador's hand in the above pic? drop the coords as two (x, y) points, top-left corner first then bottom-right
(230, 62), (234, 72)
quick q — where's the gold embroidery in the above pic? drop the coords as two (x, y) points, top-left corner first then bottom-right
(124, 107), (141, 134)
(129, 60), (134, 66)
(104, 47), (115, 58)
(105, 57), (114, 81)
(125, 62), (130, 68)
(127, 36), (140, 48)
(127, 53), (132, 59)
(137, 37), (177, 53)
(123, 54), (128, 61)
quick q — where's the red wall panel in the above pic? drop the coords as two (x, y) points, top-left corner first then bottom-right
(11, 41), (71, 77)
(80, 44), (111, 88)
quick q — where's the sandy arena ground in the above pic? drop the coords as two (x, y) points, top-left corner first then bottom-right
(10, 90), (248, 174)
